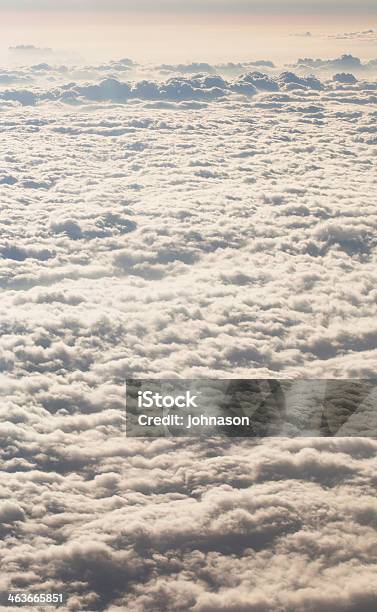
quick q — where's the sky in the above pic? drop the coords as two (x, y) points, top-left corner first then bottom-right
(0, 0), (376, 14)
(0, 0), (376, 63)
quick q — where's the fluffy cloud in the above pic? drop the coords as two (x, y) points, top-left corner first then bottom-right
(0, 60), (376, 381)
(0, 436), (376, 610)
(293, 54), (377, 75)
(0, 53), (376, 610)
(0, 71), (328, 106)
(333, 73), (358, 84)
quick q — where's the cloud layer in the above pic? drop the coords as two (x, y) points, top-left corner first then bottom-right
(0, 436), (376, 610)
(0, 54), (376, 610)
(1, 57), (376, 380)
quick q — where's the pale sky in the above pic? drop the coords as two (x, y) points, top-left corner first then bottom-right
(1, 0), (376, 14)
(1, 0), (376, 64)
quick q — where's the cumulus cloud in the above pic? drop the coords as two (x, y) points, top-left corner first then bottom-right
(1, 72), (325, 106)
(0, 69), (331, 108)
(333, 73), (358, 84)
(0, 436), (376, 610)
(0, 57), (376, 381)
(293, 54), (377, 76)
(0, 52), (376, 610)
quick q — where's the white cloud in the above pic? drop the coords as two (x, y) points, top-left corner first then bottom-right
(0, 53), (376, 610)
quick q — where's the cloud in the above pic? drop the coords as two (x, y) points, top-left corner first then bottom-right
(0, 70), (329, 107)
(160, 63), (217, 75)
(9, 44), (54, 56)
(278, 71), (323, 90)
(0, 501), (25, 524)
(333, 73), (358, 84)
(0, 433), (376, 609)
(0, 89), (36, 106)
(329, 29), (377, 42)
(293, 54), (377, 76)
(0, 61), (376, 381)
(8, 44), (80, 66)
(0, 52), (376, 610)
